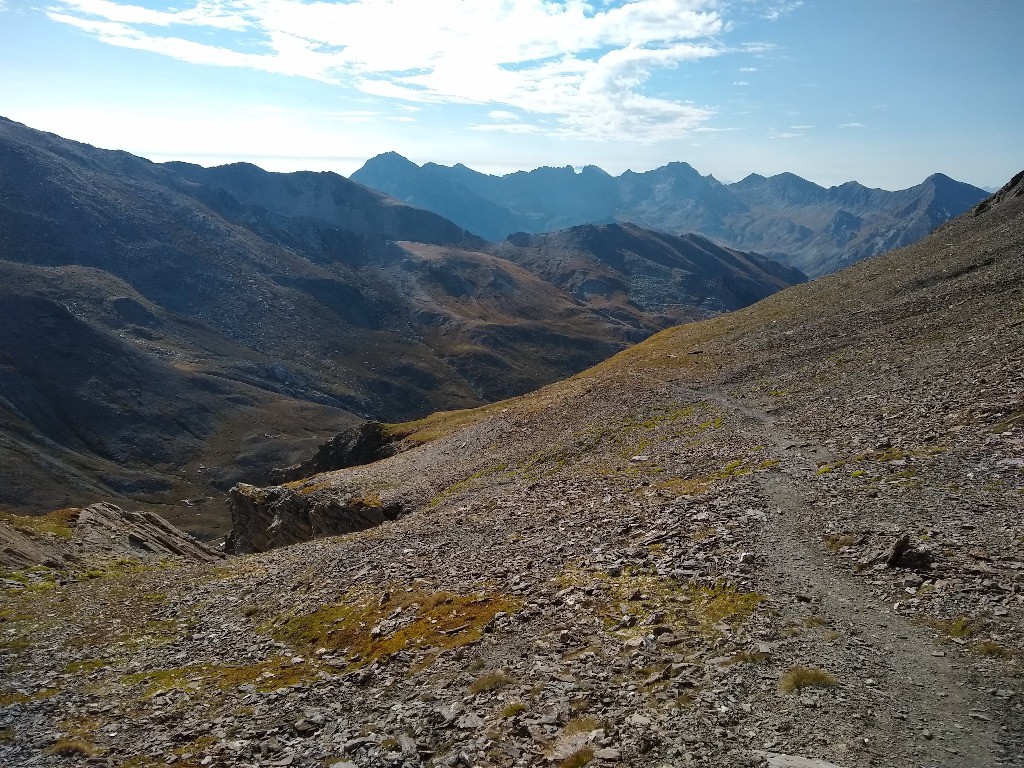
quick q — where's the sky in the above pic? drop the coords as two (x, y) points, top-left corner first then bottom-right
(1, 0), (1022, 190)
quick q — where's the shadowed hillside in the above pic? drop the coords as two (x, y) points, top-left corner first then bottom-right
(0, 118), (802, 531)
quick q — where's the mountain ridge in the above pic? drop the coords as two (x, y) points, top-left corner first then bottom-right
(352, 154), (989, 276)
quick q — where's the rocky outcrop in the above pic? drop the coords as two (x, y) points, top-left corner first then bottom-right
(225, 483), (405, 554)
(267, 421), (401, 484)
(0, 502), (220, 569)
(0, 519), (71, 570)
(71, 502), (222, 562)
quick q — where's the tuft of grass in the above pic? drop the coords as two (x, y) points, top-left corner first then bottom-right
(563, 716), (602, 736)
(500, 702), (528, 718)
(44, 738), (98, 757)
(924, 615), (984, 640)
(722, 650), (771, 666)
(469, 671), (513, 694)
(559, 746), (595, 768)
(779, 666), (838, 693)
(824, 534), (857, 552)
(976, 641), (1015, 659)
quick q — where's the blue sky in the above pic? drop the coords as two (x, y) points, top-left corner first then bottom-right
(1, 0), (1022, 189)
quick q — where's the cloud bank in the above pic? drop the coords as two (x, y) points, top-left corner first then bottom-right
(45, 0), (768, 141)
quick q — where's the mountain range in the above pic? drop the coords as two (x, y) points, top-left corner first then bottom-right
(0, 117), (801, 531)
(351, 153), (989, 276)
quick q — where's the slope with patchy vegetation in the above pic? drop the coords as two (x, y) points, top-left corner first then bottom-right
(1, 174), (1021, 767)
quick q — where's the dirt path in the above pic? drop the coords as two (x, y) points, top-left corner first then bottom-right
(714, 392), (1021, 767)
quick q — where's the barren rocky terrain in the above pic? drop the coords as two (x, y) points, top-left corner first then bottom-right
(1, 172), (1021, 768)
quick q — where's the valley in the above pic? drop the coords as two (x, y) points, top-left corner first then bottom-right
(0, 118), (801, 533)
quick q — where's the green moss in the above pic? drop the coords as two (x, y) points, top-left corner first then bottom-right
(926, 615), (984, 639)
(267, 587), (521, 670)
(655, 457), (753, 497)
(122, 657), (313, 697)
(559, 567), (765, 642)
(0, 687), (59, 706)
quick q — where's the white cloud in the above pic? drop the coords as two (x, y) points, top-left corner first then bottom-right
(790, 124), (814, 129)
(488, 111), (520, 122)
(470, 122), (544, 135)
(733, 80), (749, 86)
(838, 122), (865, 128)
(52, 0), (250, 30)
(738, 66), (758, 72)
(762, 1), (802, 21)
(45, 0), (734, 142)
(769, 130), (803, 139)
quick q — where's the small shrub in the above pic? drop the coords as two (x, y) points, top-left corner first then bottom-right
(469, 671), (512, 694)
(780, 666), (838, 693)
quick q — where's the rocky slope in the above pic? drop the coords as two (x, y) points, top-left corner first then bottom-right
(1, 173), (1020, 767)
(352, 155), (988, 277)
(1, 503), (219, 571)
(492, 223), (806, 319)
(0, 118), (801, 529)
